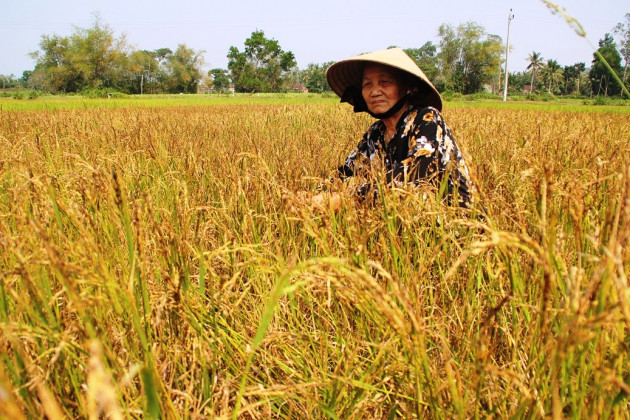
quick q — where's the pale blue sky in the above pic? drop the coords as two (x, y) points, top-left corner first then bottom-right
(1, 0), (628, 77)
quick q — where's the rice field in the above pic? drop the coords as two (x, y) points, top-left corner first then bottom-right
(0, 96), (629, 418)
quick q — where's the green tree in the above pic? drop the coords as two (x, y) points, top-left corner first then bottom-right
(613, 13), (630, 86)
(506, 71), (530, 93)
(227, 30), (297, 92)
(436, 24), (460, 91)
(29, 17), (129, 93)
(19, 71), (33, 88)
(154, 48), (172, 63)
(208, 68), (230, 92)
(128, 50), (159, 94)
(541, 59), (564, 94)
(0, 74), (20, 89)
(436, 22), (503, 94)
(404, 42), (439, 82)
(148, 48), (173, 93)
(299, 62), (332, 93)
(163, 44), (205, 93)
(590, 33), (623, 96)
(25, 69), (48, 91)
(526, 51), (544, 93)
(563, 62), (585, 95)
(29, 34), (76, 93)
(70, 17), (129, 90)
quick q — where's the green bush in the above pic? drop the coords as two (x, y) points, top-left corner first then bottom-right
(440, 91), (463, 101)
(508, 94), (527, 101)
(464, 92), (501, 101)
(27, 90), (40, 100)
(611, 98), (630, 106)
(593, 96), (610, 105)
(527, 92), (556, 102)
(80, 88), (128, 99)
(541, 93), (555, 102)
(564, 93), (588, 100)
(80, 88), (109, 98)
(12, 91), (24, 100)
(108, 92), (129, 99)
(582, 96), (627, 106)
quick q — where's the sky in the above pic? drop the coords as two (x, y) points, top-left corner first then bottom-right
(1, 0), (628, 78)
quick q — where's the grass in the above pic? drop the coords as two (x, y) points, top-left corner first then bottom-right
(0, 97), (629, 418)
(0, 93), (341, 111)
(2, 92), (629, 112)
(449, 99), (630, 113)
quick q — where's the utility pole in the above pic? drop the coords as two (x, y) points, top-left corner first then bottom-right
(503, 9), (515, 102)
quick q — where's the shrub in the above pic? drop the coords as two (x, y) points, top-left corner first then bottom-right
(564, 93), (588, 100)
(540, 93), (555, 102)
(464, 92), (501, 101)
(593, 95), (610, 105)
(441, 91), (463, 101)
(508, 94), (526, 101)
(527, 92), (556, 102)
(80, 88), (108, 98)
(80, 88), (129, 99)
(108, 92), (129, 99)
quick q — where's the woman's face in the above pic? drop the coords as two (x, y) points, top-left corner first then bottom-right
(361, 64), (405, 115)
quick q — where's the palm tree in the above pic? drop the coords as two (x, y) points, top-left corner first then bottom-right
(526, 51), (544, 93)
(541, 59), (564, 94)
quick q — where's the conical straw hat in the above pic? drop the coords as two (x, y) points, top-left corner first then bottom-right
(326, 47), (442, 111)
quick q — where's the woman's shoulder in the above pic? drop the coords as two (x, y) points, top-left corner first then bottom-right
(365, 119), (385, 137)
(406, 104), (446, 125)
(409, 104), (443, 116)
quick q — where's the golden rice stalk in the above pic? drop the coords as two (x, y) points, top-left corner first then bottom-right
(33, 378), (65, 420)
(86, 339), (124, 420)
(0, 364), (26, 420)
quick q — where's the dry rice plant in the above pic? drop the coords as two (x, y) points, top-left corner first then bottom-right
(0, 101), (629, 418)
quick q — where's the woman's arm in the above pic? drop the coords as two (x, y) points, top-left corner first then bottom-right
(338, 123), (382, 179)
(400, 107), (474, 207)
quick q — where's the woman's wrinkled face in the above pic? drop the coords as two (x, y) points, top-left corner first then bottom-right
(361, 63), (404, 114)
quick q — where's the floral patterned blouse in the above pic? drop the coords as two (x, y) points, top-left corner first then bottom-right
(338, 105), (474, 207)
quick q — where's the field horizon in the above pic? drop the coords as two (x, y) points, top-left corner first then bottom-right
(2, 92), (630, 113)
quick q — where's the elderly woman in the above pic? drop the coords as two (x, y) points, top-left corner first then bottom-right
(311, 47), (474, 210)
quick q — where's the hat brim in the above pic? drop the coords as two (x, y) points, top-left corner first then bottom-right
(326, 48), (442, 112)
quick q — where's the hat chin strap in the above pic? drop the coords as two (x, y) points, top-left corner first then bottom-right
(366, 94), (409, 119)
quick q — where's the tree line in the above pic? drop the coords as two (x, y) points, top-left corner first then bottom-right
(13, 18), (204, 95)
(2, 14), (628, 98)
